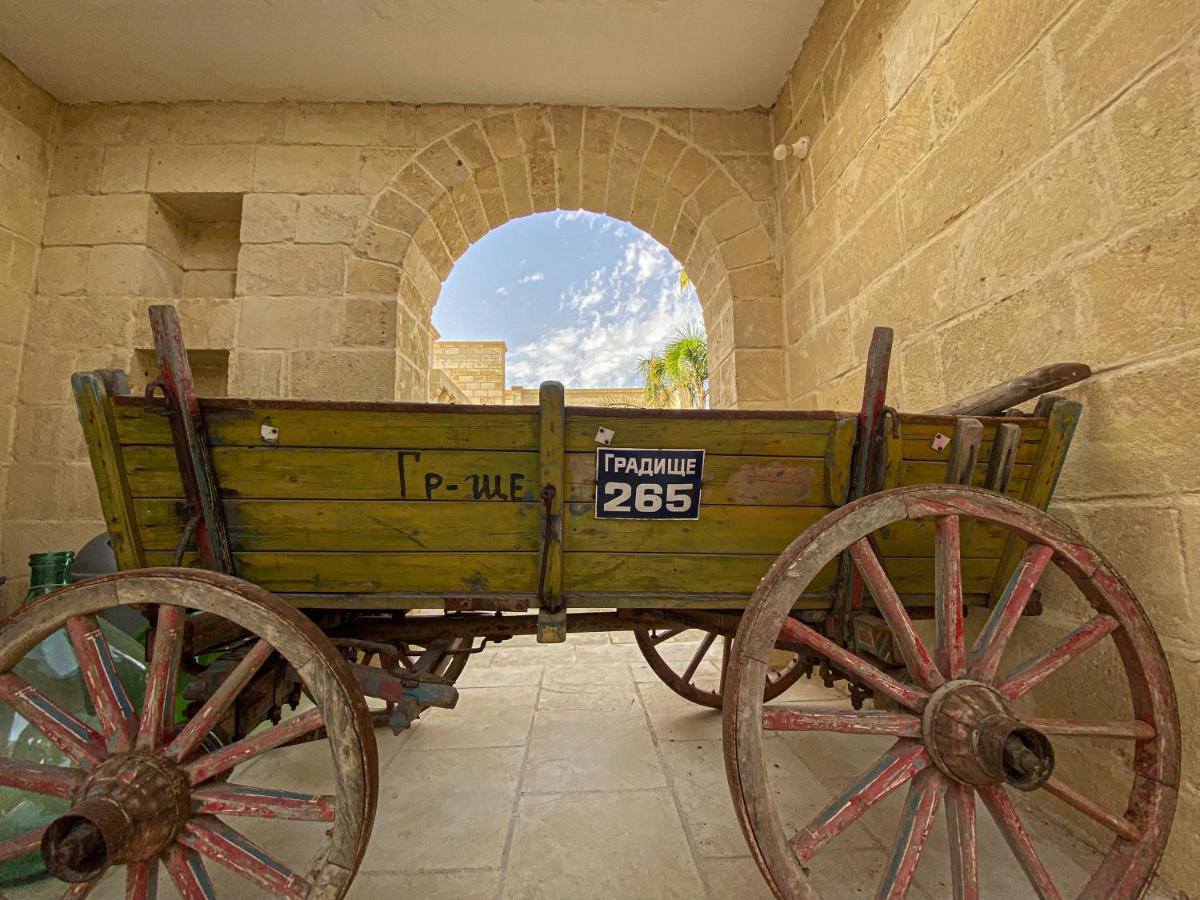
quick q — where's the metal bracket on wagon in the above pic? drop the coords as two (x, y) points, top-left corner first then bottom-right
(346, 663), (459, 734)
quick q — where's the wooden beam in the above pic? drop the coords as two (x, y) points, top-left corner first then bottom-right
(925, 363), (1091, 416)
(72, 372), (146, 569)
(536, 381), (566, 642)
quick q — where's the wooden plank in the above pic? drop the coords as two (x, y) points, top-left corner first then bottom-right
(565, 504), (827, 554)
(134, 499), (540, 552)
(565, 452), (829, 507)
(537, 382), (566, 641)
(563, 413), (835, 456)
(563, 553), (1002, 597)
(824, 417), (856, 504)
(72, 372), (146, 569)
(944, 418), (984, 485)
(900, 421), (1044, 463)
(148, 551), (540, 595)
(899, 461), (1030, 496)
(984, 424), (1021, 493)
(113, 401), (539, 450)
(563, 503), (1009, 557)
(123, 446), (540, 501)
(988, 398), (1083, 604)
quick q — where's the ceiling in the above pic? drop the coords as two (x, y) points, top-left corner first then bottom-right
(0, 1), (822, 109)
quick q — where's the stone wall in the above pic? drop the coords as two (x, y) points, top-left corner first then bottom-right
(0, 56), (59, 604)
(506, 385), (649, 407)
(772, 0), (1198, 885)
(429, 340), (507, 404)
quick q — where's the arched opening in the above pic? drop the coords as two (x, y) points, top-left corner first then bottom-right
(429, 211), (705, 407)
(350, 105), (785, 409)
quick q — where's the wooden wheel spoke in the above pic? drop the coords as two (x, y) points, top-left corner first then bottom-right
(180, 817), (311, 899)
(1023, 718), (1155, 741)
(62, 881), (98, 898)
(681, 631), (717, 683)
(946, 783), (979, 900)
(998, 614), (1119, 702)
(650, 628), (685, 646)
(934, 515), (966, 678)
(876, 769), (947, 899)
(0, 826), (44, 863)
(779, 618), (928, 711)
(969, 544), (1054, 682)
(137, 604), (187, 751)
(192, 783), (336, 821)
(66, 615), (137, 750)
(791, 741), (930, 863)
(1042, 776), (1140, 842)
(183, 706), (324, 785)
(0, 757), (85, 798)
(762, 706), (921, 737)
(126, 858), (159, 900)
(979, 785), (1062, 899)
(718, 634), (731, 697)
(0, 672), (106, 767)
(850, 539), (943, 690)
(163, 844), (217, 900)
(164, 638), (275, 763)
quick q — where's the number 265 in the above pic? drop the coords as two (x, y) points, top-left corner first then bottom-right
(602, 482), (692, 513)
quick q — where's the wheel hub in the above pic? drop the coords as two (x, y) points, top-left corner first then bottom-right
(922, 680), (1054, 791)
(41, 751), (191, 882)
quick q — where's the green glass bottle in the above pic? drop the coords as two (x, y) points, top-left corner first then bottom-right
(0, 553), (147, 886)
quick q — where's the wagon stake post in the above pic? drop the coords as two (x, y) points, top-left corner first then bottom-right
(146, 304), (235, 575)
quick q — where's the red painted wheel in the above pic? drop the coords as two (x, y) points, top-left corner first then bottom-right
(0, 568), (378, 898)
(634, 625), (807, 709)
(724, 486), (1179, 899)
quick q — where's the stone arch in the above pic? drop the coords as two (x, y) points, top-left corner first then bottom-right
(350, 105), (780, 406)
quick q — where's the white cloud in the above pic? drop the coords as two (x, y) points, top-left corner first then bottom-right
(495, 286), (509, 295)
(506, 230), (702, 389)
(518, 272), (545, 284)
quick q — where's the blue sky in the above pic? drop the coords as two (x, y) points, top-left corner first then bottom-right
(432, 211), (703, 389)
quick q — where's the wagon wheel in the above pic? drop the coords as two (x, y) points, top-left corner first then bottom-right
(0, 568), (378, 899)
(724, 486), (1179, 899)
(634, 625), (807, 709)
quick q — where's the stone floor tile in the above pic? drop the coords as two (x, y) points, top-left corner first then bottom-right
(572, 642), (644, 664)
(537, 680), (642, 711)
(350, 868), (501, 898)
(662, 738), (879, 860)
(501, 790), (704, 899)
(696, 856), (775, 899)
(638, 681), (724, 741)
(490, 644), (577, 666)
(363, 745), (524, 871)
(524, 707), (666, 792)
(404, 685), (537, 750)
(455, 662), (543, 688)
(541, 661), (632, 685)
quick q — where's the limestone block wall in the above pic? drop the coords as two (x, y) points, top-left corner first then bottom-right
(772, 0), (1199, 885)
(429, 340), (507, 405)
(0, 56), (59, 603)
(507, 386), (649, 408)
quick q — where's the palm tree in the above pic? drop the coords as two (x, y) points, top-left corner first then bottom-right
(639, 325), (708, 409)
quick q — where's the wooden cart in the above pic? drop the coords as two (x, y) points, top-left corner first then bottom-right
(0, 306), (1179, 899)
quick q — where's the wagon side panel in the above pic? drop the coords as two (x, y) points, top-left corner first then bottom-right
(106, 397), (543, 607)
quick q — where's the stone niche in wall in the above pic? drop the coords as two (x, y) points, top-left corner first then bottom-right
(128, 347), (230, 398)
(151, 192), (243, 299)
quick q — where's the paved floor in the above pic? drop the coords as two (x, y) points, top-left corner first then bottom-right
(10, 631), (1162, 899)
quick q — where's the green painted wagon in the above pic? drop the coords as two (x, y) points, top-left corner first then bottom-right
(0, 306), (1179, 898)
